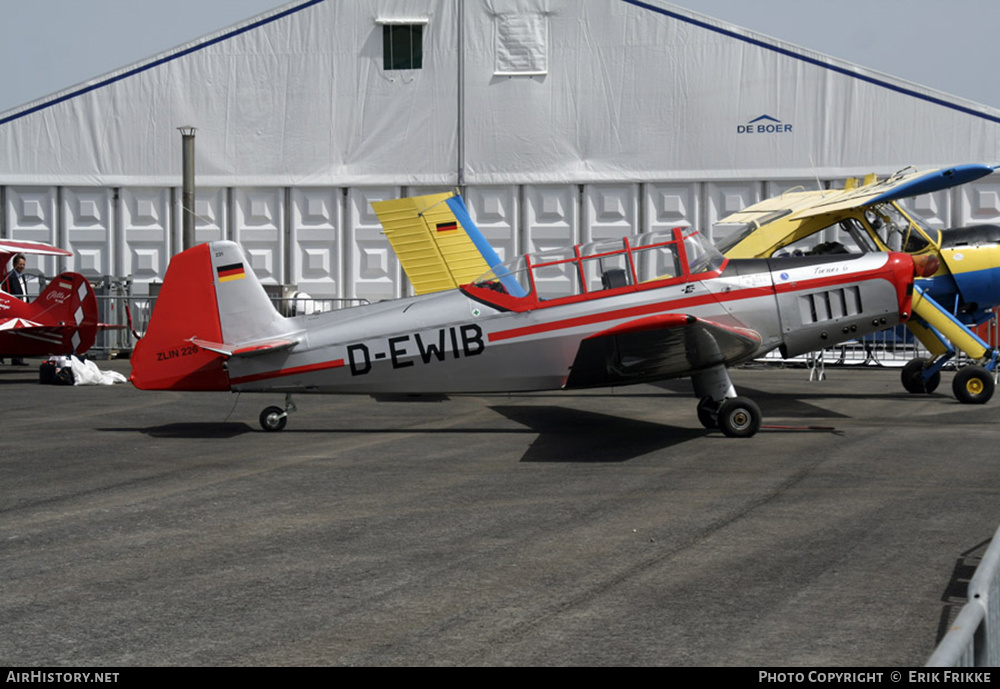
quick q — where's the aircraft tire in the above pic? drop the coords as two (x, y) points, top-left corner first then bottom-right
(717, 397), (761, 438)
(260, 406), (288, 432)
(901, 358), (940, 394)
(952, 366), (995, 405)
(696, 397), (717, 430)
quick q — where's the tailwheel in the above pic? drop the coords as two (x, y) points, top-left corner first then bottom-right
(259, 406), (287, 432)
(901, 358), (940, 394)
(952, 366), (995, 405)
(696, 397), (718, 430)
(717, 397), (762, 438)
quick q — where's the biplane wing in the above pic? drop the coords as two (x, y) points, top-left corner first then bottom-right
(0, 239), (73, 258)
(0, 318), (45, 332)
(795, 164), (995, 218)
(1, 239), (73, 286)
(721, 164), (996, 229)
(0, 320), (73, 350)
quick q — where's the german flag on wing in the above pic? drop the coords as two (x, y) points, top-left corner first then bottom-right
(217, 262), (246, 283)
(372, 192), (493, 295)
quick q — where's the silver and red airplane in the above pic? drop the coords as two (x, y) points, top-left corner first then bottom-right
(130, 193), (927, 437)
(0, 240), (103, 358)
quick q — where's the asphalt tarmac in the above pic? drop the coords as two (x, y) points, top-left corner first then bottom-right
(1, 360), (997, 666)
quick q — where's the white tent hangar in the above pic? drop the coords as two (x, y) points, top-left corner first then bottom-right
(2, 0), (1000, 299)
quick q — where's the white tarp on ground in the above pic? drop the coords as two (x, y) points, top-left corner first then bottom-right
(69, 356), (127, 386)
(2, 0), (1000, 187)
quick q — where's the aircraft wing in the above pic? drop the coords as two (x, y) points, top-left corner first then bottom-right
(0, 240), (73, 257)
(0, 317), (45, 331)
(721, 164), (997, 226)
(0, 318), (71, 348)
(790, 164), (995, 219)
(372, 192), (494, 295)
(564, 313), (762, 389)
(0, 241), (74, 286)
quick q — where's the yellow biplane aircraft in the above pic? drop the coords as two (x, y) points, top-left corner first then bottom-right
(716, 164), (1000, 404)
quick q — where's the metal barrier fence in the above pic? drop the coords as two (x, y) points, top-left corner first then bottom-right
(927, 523), (1000, 667)
(90, 294), (371, 357)
(760, 325), (920, 368)
(759, 314), (1000, 377)
(270, 296), (371, 317)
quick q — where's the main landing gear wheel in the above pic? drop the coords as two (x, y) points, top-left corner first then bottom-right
(952, 366), (995, 405)
(259, 406), (288, 432)
(717, 396), (762, 438)
(901, 358), (940, 394)
(696, 397), (717, 430)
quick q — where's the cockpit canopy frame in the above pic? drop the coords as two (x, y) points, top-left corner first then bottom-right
(463, 227), (726, 312)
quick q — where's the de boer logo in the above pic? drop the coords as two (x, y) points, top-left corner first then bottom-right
(738, 114), (792, 135)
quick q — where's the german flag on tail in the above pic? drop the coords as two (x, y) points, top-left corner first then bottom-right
(217, 262), (246, 283)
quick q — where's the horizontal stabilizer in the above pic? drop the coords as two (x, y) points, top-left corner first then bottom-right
(190, 335), (301, 358)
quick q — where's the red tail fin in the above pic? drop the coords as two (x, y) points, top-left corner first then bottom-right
(130, 244), (230, 391)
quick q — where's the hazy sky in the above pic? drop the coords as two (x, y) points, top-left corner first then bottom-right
(679, 0), (1000, 108)
(0, 0), (279, 113)
(2, 0), (998, 113)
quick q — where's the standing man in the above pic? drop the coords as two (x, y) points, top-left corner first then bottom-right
(2, 253), (29, 300)
(2, 253), (30, 365)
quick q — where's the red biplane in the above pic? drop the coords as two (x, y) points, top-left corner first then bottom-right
(0, 240), (103, 358)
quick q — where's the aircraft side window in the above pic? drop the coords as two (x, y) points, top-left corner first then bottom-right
(633, 243), (680, 282)
(865, 209), (895, 250)
(774, 219), (868, 257)
(683, 232), (725, 274)
(903, 231), (931, 252)
(473, 255), (532, 299)
(866, 204), (930, 252)
(581, 253), (632, 292)
(898, 212), (932, 252)
(524, 247), (579, 300)
(836, 218), (876, 253)
(532, 259), (581, 300)
(505, 263), (533, 297)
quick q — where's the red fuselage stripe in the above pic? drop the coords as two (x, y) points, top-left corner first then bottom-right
(230, 358), (345, 385)
(490, 293), (724, 342)
(489, 271), (890, 343)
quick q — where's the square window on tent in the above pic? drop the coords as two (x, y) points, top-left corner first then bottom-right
(494, 13), (548, 76)
(382, 22), (424, 71)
